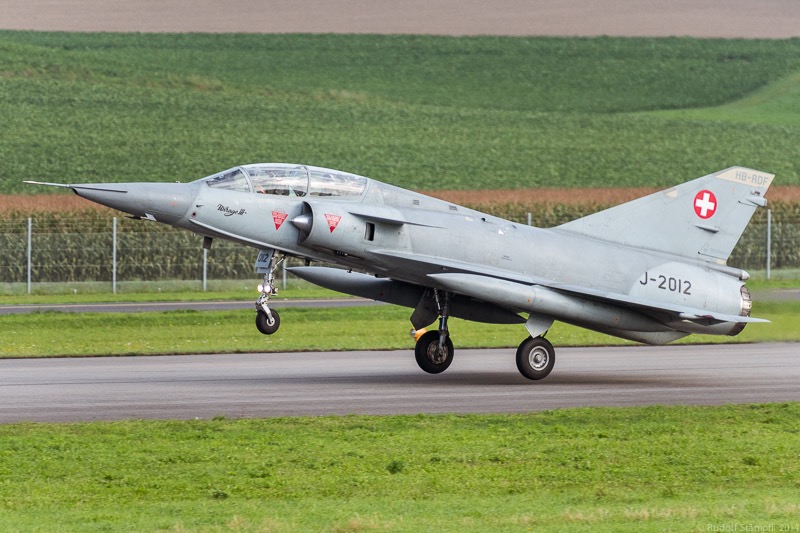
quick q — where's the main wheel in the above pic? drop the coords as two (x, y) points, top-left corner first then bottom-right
(255, 309), (281, 335)
(516, 336), (555, 380)
(414, 330), (454, 374)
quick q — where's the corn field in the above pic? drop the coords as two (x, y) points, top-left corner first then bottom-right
(0, 221), (251, 286)
(1, 204), (798, 289)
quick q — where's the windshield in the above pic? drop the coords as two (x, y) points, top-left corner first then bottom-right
(243, 164), (368, 198)
(245, 164), (309, 197)
(198, 164), (370, 198)
(307, 168), (368, 197)
(203, 168), (252, 192)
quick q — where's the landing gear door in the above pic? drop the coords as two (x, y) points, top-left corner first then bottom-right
(410, 289), (438, 330)
(255, 248), (276, 274)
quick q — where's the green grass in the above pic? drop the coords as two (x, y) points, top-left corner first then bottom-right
(0, 404), (797, 531)
(0, 282), (341, 304)
(0, 301), (797, 358)
(3, 33), (800, 193)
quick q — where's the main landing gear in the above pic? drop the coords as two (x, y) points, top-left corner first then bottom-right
(413, 290), (454, 374)
(515, 336), (555, 380)
(255, 253), (284, 335)
(411, 289), (556, 381)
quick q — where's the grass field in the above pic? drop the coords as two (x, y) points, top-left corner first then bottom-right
(0, 404), (797, 532)
(1, 301), (797, 358)
(3, 32), (800, 193)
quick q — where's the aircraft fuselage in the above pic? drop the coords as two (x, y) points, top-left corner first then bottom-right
(26, 163), (771, 380)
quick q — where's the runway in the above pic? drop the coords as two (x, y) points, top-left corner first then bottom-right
(1, 343), (797, 423)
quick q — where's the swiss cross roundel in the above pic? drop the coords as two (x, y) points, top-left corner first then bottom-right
(693, 190), (717, 219)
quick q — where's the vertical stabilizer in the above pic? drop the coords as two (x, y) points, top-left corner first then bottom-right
(554, 167), (774, 263)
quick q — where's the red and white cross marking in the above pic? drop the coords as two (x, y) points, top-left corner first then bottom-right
(693, 190), (717, 219)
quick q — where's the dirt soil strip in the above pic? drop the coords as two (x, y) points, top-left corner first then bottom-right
(3, 0), (800, 38)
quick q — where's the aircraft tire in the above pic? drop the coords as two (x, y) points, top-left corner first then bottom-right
(255, 309), (281, 335)
(414, 330), (454, 374)
(516, 336), (555, 380)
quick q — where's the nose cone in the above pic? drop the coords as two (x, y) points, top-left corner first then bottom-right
(291, 213), (313, 235)
(73, 182), (196, 224)
(72, 183), (145, 216)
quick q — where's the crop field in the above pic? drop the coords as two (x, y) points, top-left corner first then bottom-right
(3, 32), (800, 193)
(3, 32), (800, 284)
(0, 28), (797, 337)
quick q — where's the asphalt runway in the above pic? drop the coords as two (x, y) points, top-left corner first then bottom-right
(1, 342), (797, 423)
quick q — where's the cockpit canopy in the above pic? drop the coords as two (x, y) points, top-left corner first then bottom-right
(197, 164), (369, 198)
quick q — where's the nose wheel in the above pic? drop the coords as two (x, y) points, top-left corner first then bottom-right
(256, 308), (281, 335)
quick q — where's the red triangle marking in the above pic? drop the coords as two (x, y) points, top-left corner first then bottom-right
(272, 210), (288, 230)
(324, 213), (342, 232)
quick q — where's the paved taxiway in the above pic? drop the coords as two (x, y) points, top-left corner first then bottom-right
(1, 343), (797, 423)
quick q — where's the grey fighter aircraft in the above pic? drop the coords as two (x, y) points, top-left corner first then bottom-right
(26, 164), (772, 380)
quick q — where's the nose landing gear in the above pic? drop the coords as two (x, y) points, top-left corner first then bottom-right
(255, 252), (284, 335)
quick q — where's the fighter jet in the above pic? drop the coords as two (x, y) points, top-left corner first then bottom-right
(26, 164), (772, 380)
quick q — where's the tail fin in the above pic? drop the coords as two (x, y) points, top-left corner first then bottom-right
(555, 167), (774, 264)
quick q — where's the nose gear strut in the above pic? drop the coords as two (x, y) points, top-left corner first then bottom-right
(255, 252), (285, 335)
